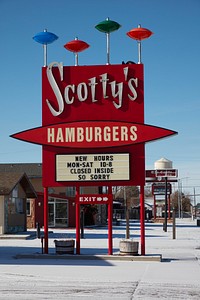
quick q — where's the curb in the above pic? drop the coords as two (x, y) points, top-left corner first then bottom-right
(15, 253), (162, 262)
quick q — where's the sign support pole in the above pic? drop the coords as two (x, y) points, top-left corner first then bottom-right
(168, 195), (171, 220)
(153, 194), (156, 220)
(44, 186), (49, 254)
(140, 185), (145, 255)
(76, 186), (80, 254)
(164, 176), (168, 232)
(108, 185), (113, 255)
(172, 208), (176, 239)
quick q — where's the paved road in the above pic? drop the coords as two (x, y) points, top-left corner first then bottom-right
(0, 219), (200, 299)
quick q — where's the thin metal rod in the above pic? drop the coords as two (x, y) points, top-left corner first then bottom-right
(138, 40), (142, 64)
(75, 53), (78, 66)
(43, 44), (47, 67)
(106, 32), (110, 65)
(43, 29), (48, 67)
(137, 24), (142, 64)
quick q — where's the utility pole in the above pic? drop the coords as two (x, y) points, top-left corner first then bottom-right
(194, 187), (196, 219)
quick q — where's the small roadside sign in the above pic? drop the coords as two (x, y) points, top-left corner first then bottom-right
(155, 169), (178, 178)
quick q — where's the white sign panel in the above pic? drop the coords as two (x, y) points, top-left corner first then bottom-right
(155, 169), (178, 178)
(56, 153), (130, 182)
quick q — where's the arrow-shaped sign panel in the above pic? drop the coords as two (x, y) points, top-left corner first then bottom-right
(11, 121), (177, 148)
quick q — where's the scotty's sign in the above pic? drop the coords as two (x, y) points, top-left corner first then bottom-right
(11, 63), (177, 187)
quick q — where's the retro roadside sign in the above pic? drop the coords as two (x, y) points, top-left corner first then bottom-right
(152, 183), (172, 195)
(11, 63), (177, 187)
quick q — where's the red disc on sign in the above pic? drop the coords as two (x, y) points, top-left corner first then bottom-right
(127, 26), (153, 41)
(64, 38), (90, 53)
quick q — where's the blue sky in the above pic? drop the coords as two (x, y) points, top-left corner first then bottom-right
(0, 0), (200, 198)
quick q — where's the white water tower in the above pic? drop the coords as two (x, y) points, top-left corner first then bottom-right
(154, 157), (173, 170)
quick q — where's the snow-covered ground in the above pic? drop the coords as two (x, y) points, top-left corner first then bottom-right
(0, 218), (200, 299)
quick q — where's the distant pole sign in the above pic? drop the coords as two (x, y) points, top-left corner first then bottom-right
(152, 183), (172, 195)
(155, 169), (178, 178)
(146, 169), (178, 179)
(145, 169), (157, 178)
